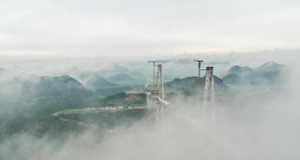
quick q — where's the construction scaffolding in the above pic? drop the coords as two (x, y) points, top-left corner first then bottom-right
(146, 61), (170, 126)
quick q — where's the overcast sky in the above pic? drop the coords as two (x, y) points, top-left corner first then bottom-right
(0, 0), (300, 57)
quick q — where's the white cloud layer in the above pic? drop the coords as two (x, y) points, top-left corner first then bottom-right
(0, 0), (300, 56)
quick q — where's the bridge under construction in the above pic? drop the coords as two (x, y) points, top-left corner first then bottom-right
(145, 60), (216, 129)
(143, 60), (245, 160)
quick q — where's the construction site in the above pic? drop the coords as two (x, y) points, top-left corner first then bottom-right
(0, 56), (294, 160)
(139, 60), (235, 159)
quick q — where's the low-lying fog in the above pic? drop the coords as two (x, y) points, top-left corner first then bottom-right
(0, 51), (299, 160)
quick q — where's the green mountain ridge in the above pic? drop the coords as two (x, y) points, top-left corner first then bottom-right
(108, 73), (135, 82)
(0, 61), (287, 141)
(0, 72), (96, 140)
(166, 75), (227, 98)
(76, 72), (119, 89)
(223, 61), (289, 85)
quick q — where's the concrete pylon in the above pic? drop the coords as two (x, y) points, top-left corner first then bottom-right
(156, 64), (165, 100)
(202, 67), (216, 132)
(155, 64), (164, 125)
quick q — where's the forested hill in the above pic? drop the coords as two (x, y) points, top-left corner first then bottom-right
(222, 61), (289, 85)
(166, 75), (227, 96)
(0, 71), (97, 140)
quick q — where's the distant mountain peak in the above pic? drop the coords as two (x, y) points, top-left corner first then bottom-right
(227, 65), (252, 75)
(113, 64), (129, 72)
(108, 73), (134, 82)
(256, 61), (283, 71)
(223, 61), (288, 86)
(265, 61), (277, 65)
(258, 61), (278, 68)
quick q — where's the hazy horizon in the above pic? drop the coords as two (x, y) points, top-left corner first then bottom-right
(1, 0), (300, 57)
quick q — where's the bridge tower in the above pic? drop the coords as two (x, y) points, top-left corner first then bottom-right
(147, 61), (169, 127)
(202, 67), (216, 132)
(155, 64), (165, 124)
(156, 64), (165, 100)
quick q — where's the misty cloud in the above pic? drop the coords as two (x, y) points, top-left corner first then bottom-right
(0, 52), (299, 159)
(1, 0), (300, 56)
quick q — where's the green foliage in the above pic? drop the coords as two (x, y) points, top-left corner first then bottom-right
(223, 62), (289, 85)
(108, 73), (135, 82)
(87, 76), (119, 88)
(166, 76), (227, 95)
(223, 73), (242, 85)
(0, 112), (87, 141)
(0, 75), (97, 140)
(59, 108), (149, 129)
(98, 92), (146, 107)
(165, 76), (228, 105)
(96, 86), (132, 97)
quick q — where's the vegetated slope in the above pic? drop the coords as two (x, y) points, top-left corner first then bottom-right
(221, 62), (290, 112)
(76, 71), (119, 88)
(87, 75), (119, 89)
(58, 108), (149, 130)
(0, 68), (148, 139)
(95, 86), (132, 97)
(75, 71), (133, 97)
(0, 70), (96, 140)
(165, 75), (227, 105)
(166, 75), (227, 96)
(222, 61), (289, 85)
(222, 73), (242, 85)
(98, 92), (146, 107)
(227, 65), (253, 76)
(127, 71), (147, 81)
(250, 61), (289, 85)
(70, 64), (148, 96)
(34, 75), (92, 114)
(0, 66), (148, 140)
(108, 73), (135, 82)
